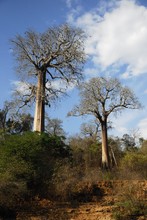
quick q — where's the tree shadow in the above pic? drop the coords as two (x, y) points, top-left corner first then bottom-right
(0, 206), (16, 220)
(69, 184), (105, 207)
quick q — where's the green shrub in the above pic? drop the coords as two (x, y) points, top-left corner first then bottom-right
(120, 152), (147, 179)
(0, 132), (72, 208)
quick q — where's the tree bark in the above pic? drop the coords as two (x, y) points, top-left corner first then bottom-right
(33, 71), (46, 132)
(101, 119), (110, 169)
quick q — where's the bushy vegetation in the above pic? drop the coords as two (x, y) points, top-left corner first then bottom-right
(112, 184), (147, 220)
(120, 152), (147, 179)
(0, 129), (147, 218)
(51, 135), (147, 202)
(0, 132), (71, 211)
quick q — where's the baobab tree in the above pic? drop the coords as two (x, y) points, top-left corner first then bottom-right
(68, 77), (142, 169)
(11, 24), (85, 132)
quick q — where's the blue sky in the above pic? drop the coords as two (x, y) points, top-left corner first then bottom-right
(0, 0), (147, 138)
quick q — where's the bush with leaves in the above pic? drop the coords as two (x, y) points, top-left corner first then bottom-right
(0, 132), (72, 209)
(69, 136), (102, 171)
(120, 151), (147, 179)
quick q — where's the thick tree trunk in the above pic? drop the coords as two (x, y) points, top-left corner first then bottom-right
(33, 71), (46, 132)
(101, 119), (110, 169)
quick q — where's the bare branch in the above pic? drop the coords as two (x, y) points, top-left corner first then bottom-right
(68, 77), (142, 122)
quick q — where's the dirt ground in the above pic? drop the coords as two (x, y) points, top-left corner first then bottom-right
(17, 180), (147, 220)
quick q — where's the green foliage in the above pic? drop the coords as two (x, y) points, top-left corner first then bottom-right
(69, 136), (101, 169)
(120, 151), (147, 178)
(0, 132), (71, 208)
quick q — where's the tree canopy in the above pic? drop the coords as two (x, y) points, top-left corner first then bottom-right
(68, 77), (141, 119)
(11, 24), (86, 132)
(11, 24), (86, 106)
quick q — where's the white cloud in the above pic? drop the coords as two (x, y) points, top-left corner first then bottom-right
(48, 79), (76, 93)
(14, 81), (74, 96)
(95, 0), (118, 15)
(84, 67), (99, 77)
(11, 81), (31, 95)
(69, 0), (147, 77)
(138, 118), (147, 139)
(110, 110), (141, 137)
(67, 5), (82, 23)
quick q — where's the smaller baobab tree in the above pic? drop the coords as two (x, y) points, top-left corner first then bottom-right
(11, 24), (86, 132)
(68, 77), (142, 169)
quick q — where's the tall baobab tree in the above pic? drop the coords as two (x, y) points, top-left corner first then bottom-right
(11, 24), (85, 132)
(68, 77), (142, 169)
